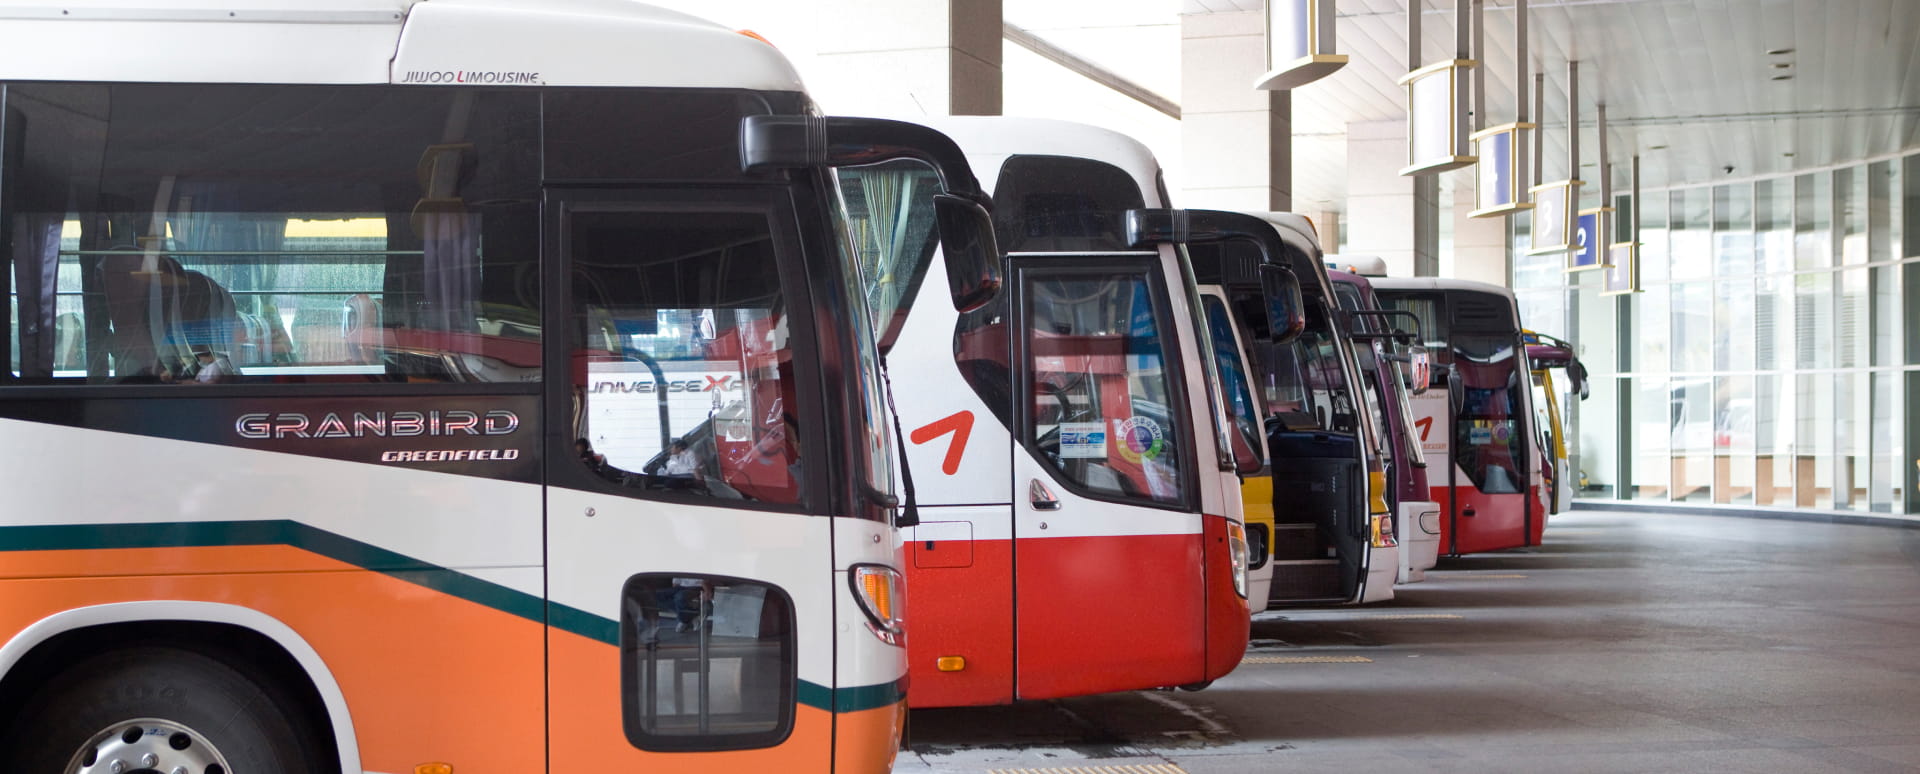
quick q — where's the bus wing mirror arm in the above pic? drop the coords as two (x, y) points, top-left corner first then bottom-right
(1124, 208), (1306, 344)
(741, 115), (1002, 313)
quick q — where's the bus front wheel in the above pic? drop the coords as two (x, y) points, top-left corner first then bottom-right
(1, 646), (324, 774)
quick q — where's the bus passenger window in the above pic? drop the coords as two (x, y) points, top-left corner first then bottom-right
(620, 573), (795, 752)
(1, 83), (541, 385)
(568, 209), (806, 508)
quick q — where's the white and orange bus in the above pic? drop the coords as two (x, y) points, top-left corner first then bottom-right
(0, 2), (1003, 772)
(837, 117), (1287, 707)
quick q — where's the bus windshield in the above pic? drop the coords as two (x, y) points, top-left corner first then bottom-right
(1453, 332), (1527, 494)
(1248, 297), (1359, 436)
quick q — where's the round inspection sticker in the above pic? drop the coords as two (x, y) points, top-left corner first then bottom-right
(1113, 416), (1165, 464)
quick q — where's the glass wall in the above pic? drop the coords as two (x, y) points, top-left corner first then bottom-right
(1513, 151), (1917, 515)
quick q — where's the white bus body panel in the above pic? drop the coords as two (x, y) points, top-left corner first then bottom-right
(0, 0), (805, 92)
(0, 419), (543, 585)
(1397, 500), (1441, 583)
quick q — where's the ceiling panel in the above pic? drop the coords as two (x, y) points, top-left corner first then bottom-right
(1013, 0), (1915, 215)
(1256, 0), (1920, 214)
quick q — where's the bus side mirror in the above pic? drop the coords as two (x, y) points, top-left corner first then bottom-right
(933, 194), (1002, 313)
(1406, 345), (1432, 395)
(1571, 360), (1591, 400)
(1258, 264), (1306, 344)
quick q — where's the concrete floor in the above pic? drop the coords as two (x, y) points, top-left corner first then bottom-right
(895, 509), (1920, 773)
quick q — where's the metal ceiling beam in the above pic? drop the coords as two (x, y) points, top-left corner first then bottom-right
(1002, 21), (1182, 119)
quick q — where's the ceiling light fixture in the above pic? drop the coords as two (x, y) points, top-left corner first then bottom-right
(1772, 74), (1794, 81)
(1766, 47), (1794, 55)
(1772, 62), (1792, 69)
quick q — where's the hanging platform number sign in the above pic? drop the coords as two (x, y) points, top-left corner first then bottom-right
(1400, 59), (1478, 176)
(1469, 123), (1534, 217)
(1567, 207), (1611, 272)
(1256, 0), (1348, 90)
(1525, 179), (1581, 254)
(1601, 242), (1640, 295)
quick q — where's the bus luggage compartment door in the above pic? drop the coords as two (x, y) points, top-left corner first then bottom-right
(904, 507), (1014, 708)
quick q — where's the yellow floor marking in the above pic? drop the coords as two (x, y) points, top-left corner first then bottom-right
(988, 766), (1188, 774)
(1353, 613), (1465, 620)
(1244, 655), (1374, 664)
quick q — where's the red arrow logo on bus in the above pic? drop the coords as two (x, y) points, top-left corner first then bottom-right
(1415, 416), (1434, 442)
(909, 411), (975, 475)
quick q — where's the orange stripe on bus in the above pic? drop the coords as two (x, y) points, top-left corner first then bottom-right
(832, 700), (908, 774)
(0, 546), (544, 774)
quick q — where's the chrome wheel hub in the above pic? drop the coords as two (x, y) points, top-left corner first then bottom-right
(66, 718), (232, 774)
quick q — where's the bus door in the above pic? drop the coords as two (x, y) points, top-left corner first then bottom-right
(1248, 290), (1370, 604)
(1010, 256), (1208, 699)
(543, 188), (837, 768)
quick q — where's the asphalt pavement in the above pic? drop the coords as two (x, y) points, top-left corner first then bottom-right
(896, 508), (1920, 773)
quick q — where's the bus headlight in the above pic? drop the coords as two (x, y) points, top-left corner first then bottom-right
(850, 564), (906, 646)
(1226, 521), (1250, 599)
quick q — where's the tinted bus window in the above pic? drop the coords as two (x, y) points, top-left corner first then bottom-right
(1454, 333), (1526, 494)
(569, 208), (808, 508)
(836, 160), (941, 351)
(3, 83), (540, 385)
(1202, 295), (1264, 461)
(993, 155), (1144, 253)
(543, 89), (796, 183)
(1024, 270), (1189, 507)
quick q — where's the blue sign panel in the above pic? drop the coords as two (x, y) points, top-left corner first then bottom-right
(1477, 131), (1512, 209)
(1568, 211), (1601, 270)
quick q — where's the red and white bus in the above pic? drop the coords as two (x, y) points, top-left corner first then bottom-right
(839, 117), (1271, 707)
(0, 3), (1003, 771)
(1371, 278), (1547, 556)
(1327, 269), (1443, 583)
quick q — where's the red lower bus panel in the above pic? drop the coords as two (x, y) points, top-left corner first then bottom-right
(1446, 485), (1533, 555)
(1202, 516), (1250, 682)
(1014, 533), (1205, 700)
(904, 539), (1015, 708)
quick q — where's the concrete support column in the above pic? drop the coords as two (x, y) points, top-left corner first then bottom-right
(808, 0), (1002, 116)
(1345, 120), (1438, 277)
(1446, 199), (1510, 285)
(1310, 210), (1342, 255)
(1179, 10), (1289, 212)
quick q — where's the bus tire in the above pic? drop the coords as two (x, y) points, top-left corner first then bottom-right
(1176, 680), (1213, 692)
(0, 645), (325, 773)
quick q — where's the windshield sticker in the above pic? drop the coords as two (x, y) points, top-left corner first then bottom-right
(1113, 416), (1165, 464)
(1468, 422), (1494, 445)
(1060, 422), (1108, 459)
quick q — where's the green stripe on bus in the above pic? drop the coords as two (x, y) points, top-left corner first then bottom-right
(0, 521), (900, 713)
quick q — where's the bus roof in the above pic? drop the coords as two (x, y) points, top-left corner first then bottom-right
(0, 0), (805, 91)
(1326, 268), (1371, 291)
(1323, 254), (1389, 276)
(908, 116), (1168, 206)
(1244, 212), (1321, 257)
(1367, 276), (1518, 300)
